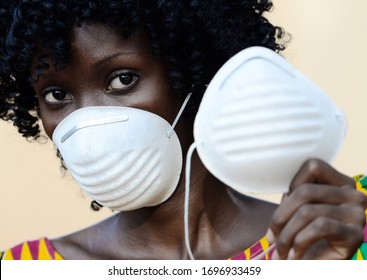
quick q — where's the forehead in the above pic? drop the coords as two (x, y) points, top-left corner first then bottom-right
(72, 23), (153, 64)
(33, 23), (153, 74)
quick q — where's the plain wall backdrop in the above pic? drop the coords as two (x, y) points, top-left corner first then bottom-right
(1, 0), (366, 250)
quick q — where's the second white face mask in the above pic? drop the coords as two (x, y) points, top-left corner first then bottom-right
(193, 46), (347, 195)
(52, 106), (183, 211)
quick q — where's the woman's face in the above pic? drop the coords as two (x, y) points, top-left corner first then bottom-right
(32, 23), (183, 139)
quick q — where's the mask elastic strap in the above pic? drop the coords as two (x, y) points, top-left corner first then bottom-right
(184, 141), (199, 260)
(166, 92), (193, 138)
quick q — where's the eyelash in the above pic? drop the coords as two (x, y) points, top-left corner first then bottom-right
(41, 87), (71, 105)
(106, 71), (139, 93)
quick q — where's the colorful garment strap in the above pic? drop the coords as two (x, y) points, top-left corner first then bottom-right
(229, 236), (274, 260)
(0, 238), (63, 260)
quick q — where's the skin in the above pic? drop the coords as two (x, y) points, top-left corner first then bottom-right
(32, 23), (367, 260)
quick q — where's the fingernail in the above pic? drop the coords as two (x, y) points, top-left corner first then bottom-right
(266, 229), (275, 244)
(271, 249), (279, 260)
(287, 248), (295, 260)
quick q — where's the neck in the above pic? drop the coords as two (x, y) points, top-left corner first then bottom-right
(57, 151), (276, 259)
(106, 152), (274, 259)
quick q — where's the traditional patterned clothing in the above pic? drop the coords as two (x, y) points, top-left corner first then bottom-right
(0, 238), (63, 260)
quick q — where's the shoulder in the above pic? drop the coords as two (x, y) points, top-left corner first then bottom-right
(48, 216), (118, 260)
(1, 238), (63, 260)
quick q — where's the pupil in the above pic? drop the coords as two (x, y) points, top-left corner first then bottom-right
(119, 74), (133, 85)
(53, 90), (66, 100)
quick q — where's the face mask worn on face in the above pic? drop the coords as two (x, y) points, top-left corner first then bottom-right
(52, 94), (192, 212)
(184, 46), (347, 259)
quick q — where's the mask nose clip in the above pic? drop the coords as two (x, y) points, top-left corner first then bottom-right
(61, 115), (129, 143)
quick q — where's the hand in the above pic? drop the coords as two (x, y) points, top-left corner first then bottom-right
(267, 159), (367, 259)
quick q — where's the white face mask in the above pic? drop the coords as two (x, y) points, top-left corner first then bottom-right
(52, 105), (187, 211)
(193, 46), (346, 195)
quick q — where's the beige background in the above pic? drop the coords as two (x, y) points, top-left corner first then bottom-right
(1, 0), (366, 250)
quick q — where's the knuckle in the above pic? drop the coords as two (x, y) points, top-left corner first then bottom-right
(313, 217), (330, 233)
(297, 204), (313, 220)
(292, 236), (308, 252)
(271, 214), (285, 232)
(350, 191), (367, 207)
(342, 179), (357, 190)
(358, 192), (367, 207)
(301, 158), (324, 175)
(345, 225), (364, 246)
(343, 205), (366, 227)
(293, 185), (313, 201)
(355, 208), (367, 226)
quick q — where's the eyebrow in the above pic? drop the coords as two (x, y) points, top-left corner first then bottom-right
(32, 51), (138, 83)
(93, 51), (137, 68)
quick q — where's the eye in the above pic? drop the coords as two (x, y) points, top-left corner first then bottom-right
(42, 88), (72, 104)
(107, 72), (138, 91)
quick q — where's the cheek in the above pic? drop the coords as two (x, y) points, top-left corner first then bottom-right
(142, 78), (182, 124)
(38, 104), (69, 139)
(40, 116), (59, 139)
(115, 74), (180, 124)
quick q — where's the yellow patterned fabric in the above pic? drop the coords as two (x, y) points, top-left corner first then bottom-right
(0, 238), (63, 260)
(351, 175), (367, 260)
(355, 175), (367, 224)
(229, 235), (273, 260)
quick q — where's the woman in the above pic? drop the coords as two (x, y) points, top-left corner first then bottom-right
(0, 0), (366, 260)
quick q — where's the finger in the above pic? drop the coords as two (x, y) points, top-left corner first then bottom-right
(288, 217), (365, 260)
(271, 185), (367, 237)
(288, 159), (355, 193)
(275, 204), (366, 259)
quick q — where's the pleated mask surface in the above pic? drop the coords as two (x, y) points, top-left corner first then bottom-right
(193, 46), (346, 194)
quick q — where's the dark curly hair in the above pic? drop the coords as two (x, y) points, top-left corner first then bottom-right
(0, 0), (287, 140)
